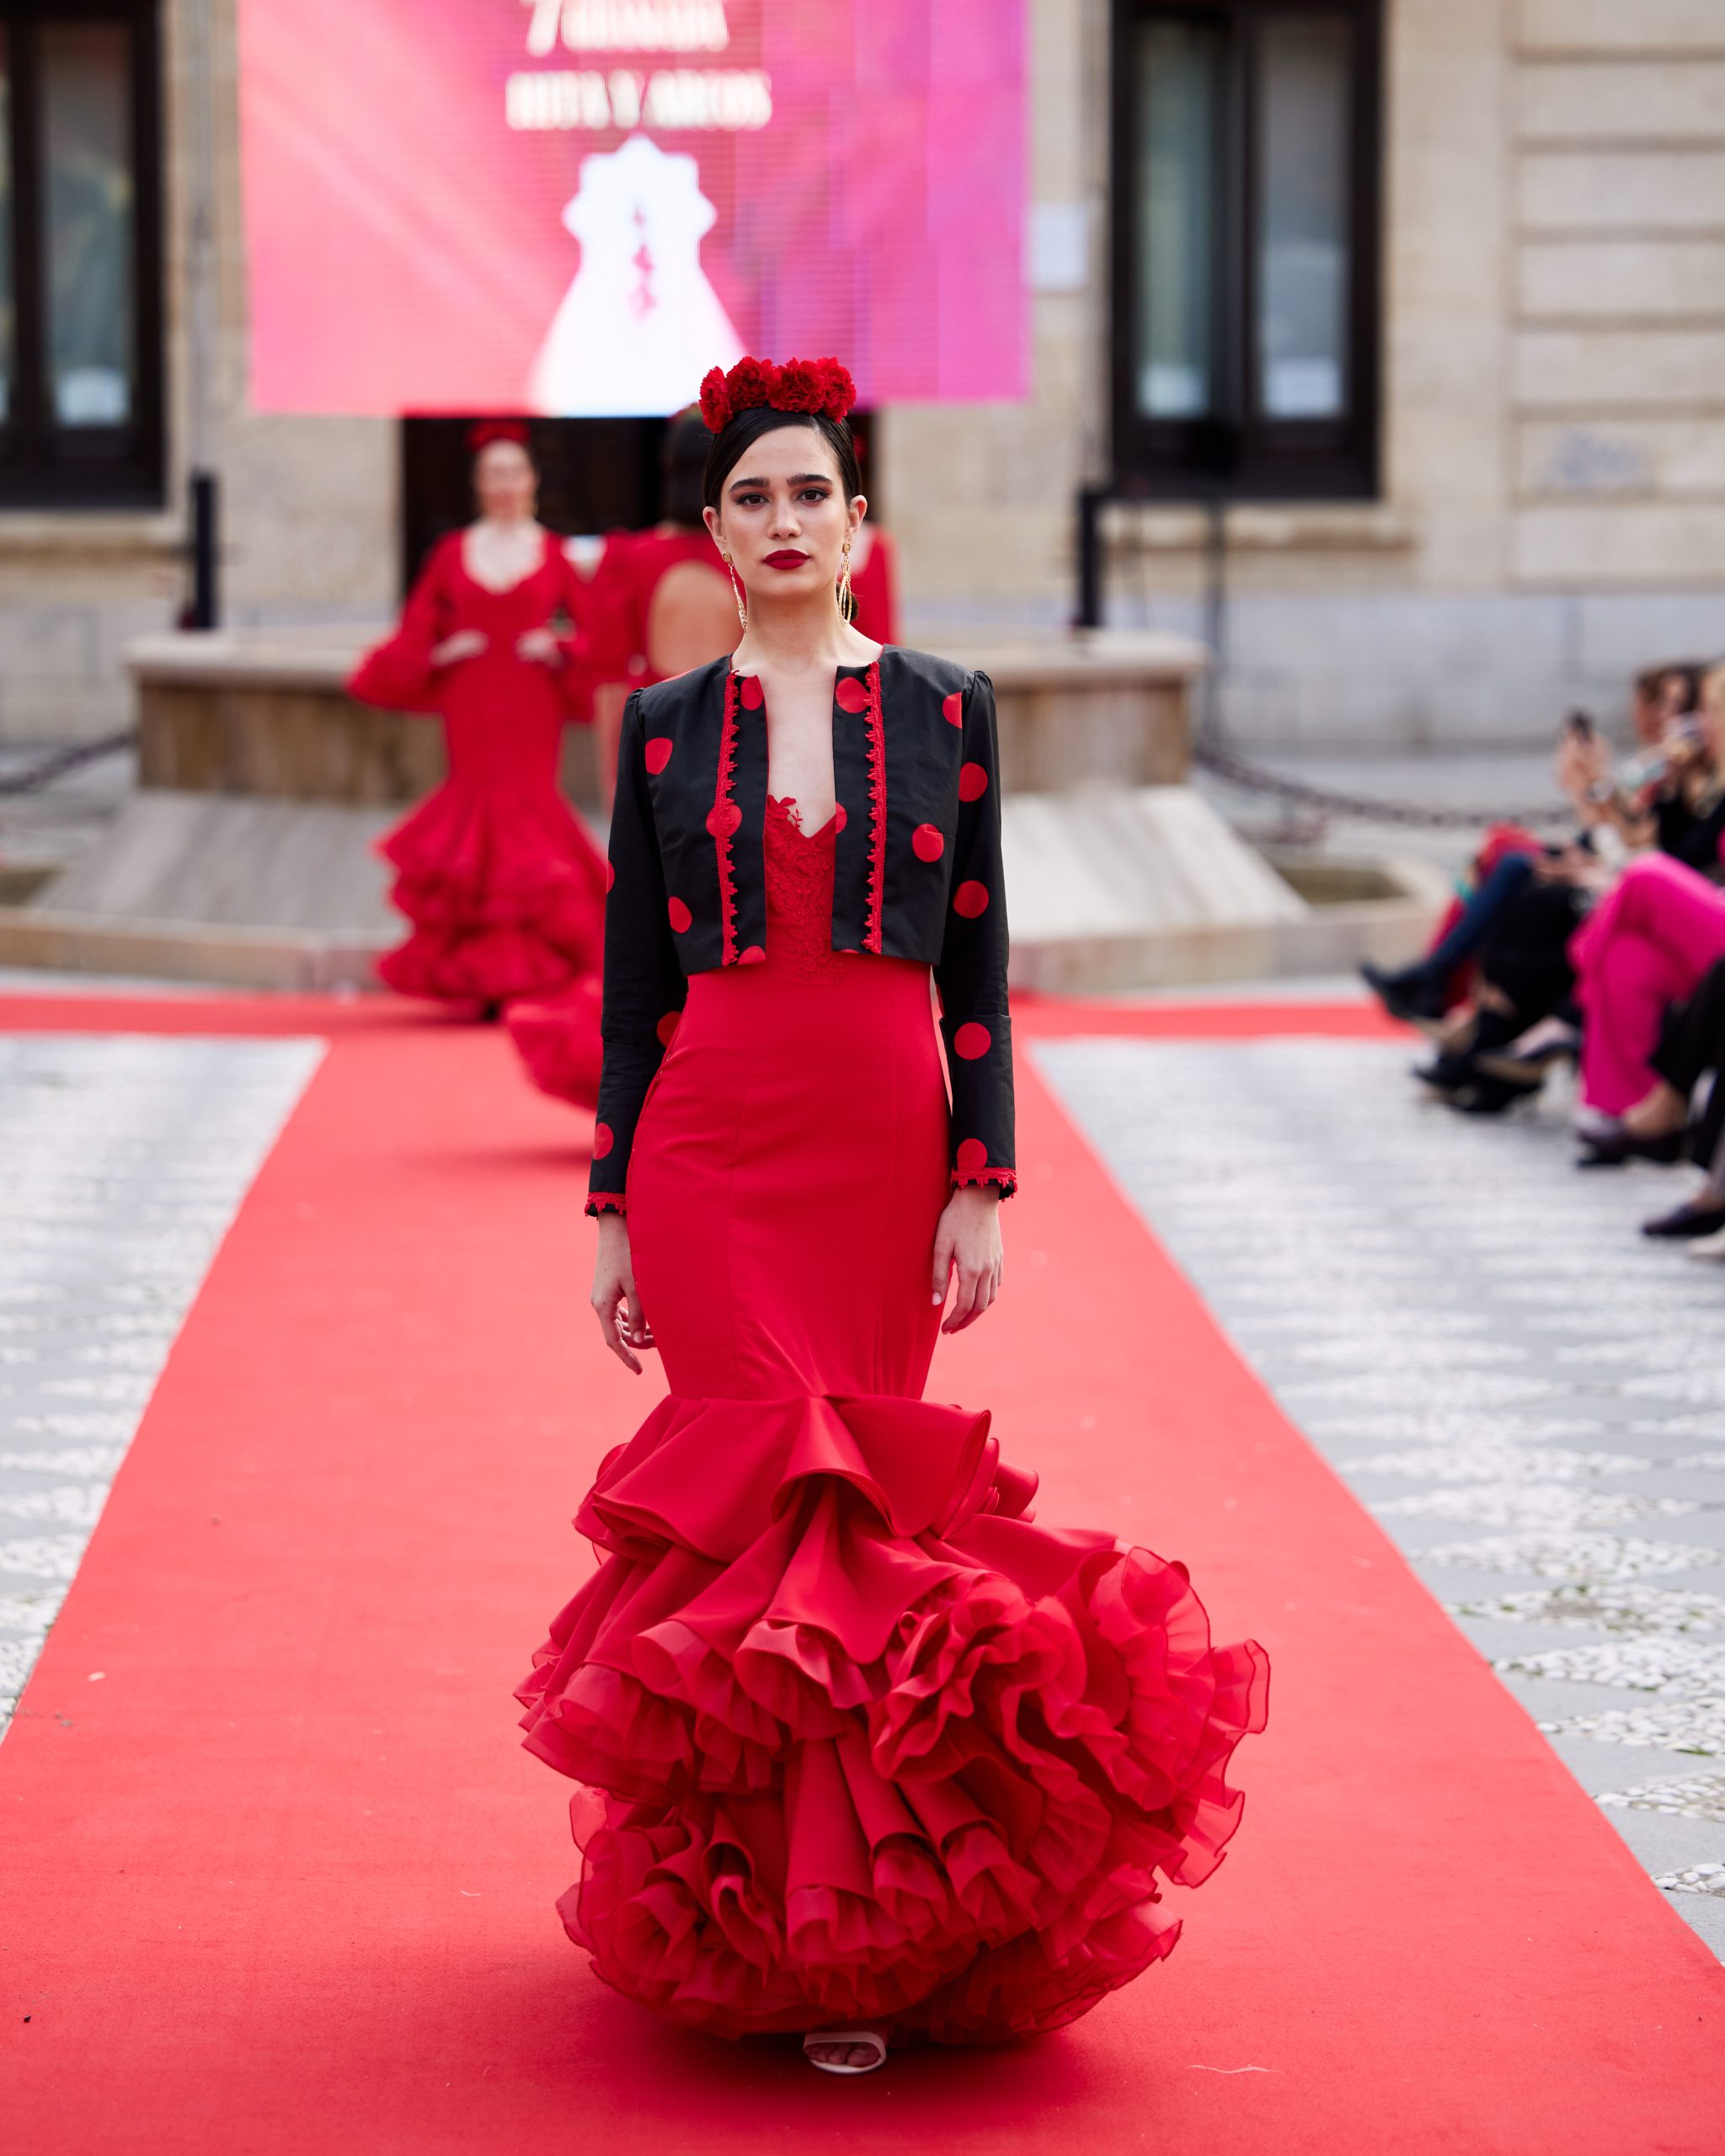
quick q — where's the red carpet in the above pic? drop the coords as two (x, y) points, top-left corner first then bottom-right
(2, 990), (1719, 2154)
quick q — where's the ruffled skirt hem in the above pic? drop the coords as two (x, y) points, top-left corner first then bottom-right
(505, 979), (605, 1108)
(518, 1390), (1268, 2044)
(377, 782), (606, 1003)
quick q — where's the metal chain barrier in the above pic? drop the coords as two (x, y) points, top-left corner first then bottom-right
(1193, 736), (1573, 832)
(0, 729), (139, 799)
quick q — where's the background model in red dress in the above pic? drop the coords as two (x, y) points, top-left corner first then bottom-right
(507, 510), (900, 1108)
(349, 526), (608, 1006)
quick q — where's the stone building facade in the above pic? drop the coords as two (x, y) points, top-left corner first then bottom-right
(6, 0), (1725, 751)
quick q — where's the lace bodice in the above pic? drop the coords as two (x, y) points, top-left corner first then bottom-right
(764, 794), (847, 979)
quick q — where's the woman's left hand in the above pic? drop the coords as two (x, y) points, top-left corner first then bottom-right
(516, 627), (562, 666)
(932, 1184), (1003, 1334)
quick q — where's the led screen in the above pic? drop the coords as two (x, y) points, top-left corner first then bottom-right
(238, 0), (1026, 415)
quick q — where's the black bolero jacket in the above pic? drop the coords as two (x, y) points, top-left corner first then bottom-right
(586, 644), (1015, 1214)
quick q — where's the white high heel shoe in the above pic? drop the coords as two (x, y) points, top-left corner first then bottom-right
(802, 2027), (888, 2075)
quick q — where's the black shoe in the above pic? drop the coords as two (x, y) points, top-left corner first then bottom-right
(1473, 1033), (1579, 1086)
(1447, 1076), (1538, 1117)
(1576, 1128), (1685, 1167)
(1461, 1059), (1546, 1097)
(1415, 1059), (1471, 1095)
(1360, 962), (1449, 1027)
(1642, 1198), (1725, 1240)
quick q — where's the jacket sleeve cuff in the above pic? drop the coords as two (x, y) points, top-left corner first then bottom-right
(585, 1193), (628, 1218)
(950, 1166), (1017, 1198)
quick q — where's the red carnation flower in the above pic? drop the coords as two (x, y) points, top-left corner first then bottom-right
(697, 366), (730, 431)
(814, 358), (857, 421)
(773, 358), (826, 414)
(723, 355), (782, 414)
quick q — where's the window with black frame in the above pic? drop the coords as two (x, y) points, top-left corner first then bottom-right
(0, 0), (162, 509)
(1112, 0), (1380, 499)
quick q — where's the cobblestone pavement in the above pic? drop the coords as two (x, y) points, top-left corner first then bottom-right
(1036, 1034), (1725, 1961)
(0, 1033), (323, 1732)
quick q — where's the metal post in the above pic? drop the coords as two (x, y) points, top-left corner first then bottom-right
(1199, 489), (1227, 745)
(1075, 485), (1108, 630)
(185, 0), (220, 628)
(189, 470), (219, 630)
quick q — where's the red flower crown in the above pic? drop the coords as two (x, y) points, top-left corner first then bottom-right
(467, 418), (531, 452)
(699, 355), (857, 433)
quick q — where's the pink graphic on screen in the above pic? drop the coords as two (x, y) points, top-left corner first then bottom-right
(238, 0), (1025, 414)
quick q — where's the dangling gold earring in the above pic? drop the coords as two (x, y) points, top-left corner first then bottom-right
(721, 551), (748, 632)
(836, 535), (855, 624)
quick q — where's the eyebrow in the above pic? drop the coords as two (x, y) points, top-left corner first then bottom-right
(728, 473), (833, 490)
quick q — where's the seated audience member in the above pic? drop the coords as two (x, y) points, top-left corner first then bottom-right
(1361, 715), (1606, 1027)
(1616, 659), (1706, 808)
(1625, 958), (1725, 1230)
(1364, 662), (1717, 1030)
(1375, 663), (1725, 1117)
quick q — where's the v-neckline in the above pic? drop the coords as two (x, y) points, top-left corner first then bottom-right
(729, 652), (883, 844)
(458, 526), (551, 596)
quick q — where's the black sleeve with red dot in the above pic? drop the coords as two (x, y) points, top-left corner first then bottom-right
(933, 669), (1016, 1196)
(586, 691), (689, 1216)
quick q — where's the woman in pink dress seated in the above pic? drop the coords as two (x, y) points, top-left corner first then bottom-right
(1569, 664), (1725, 1161)
(349, 423), (607, 1015)
(515, 355), (1268, 2076)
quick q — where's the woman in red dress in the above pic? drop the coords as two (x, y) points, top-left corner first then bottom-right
(516, 358), (1268, 2073)
(506, 411), (739, 1106)
(508, 410), (903, 1108)
(349, 424), (608, 1013)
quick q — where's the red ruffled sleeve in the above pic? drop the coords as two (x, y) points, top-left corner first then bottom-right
(347, 533), (459, 713)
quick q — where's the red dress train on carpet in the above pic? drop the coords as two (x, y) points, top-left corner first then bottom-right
(518, 795), (1268, 2044)
(349, 530), (608, 1005)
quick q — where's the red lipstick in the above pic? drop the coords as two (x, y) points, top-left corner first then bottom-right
(763, 550), (809, 568)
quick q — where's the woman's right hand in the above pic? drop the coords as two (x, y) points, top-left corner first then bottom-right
(430, 629), (488, 668)
(591, 1214), (654, 1374)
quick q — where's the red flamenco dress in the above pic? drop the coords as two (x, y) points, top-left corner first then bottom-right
(506, 527), (727, 1106)
(517, 797), (1268, 2044)
(349, 530), (608, 1006)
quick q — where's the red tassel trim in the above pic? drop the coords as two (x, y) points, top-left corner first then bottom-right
(862, 660), (886, 955)
(713, 668), (741, 963)
(585, 1193), (628, 1217)
(951, 1167), (1017, 1197)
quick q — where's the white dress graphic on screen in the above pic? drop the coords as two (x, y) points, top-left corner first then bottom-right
(530, 133), (745, 417)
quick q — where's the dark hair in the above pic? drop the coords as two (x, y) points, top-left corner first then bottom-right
(702, 405), (862, 513)
(1638, 659), (1707, 712)
(660, 406), (713, 529)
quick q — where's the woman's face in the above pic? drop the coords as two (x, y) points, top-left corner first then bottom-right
(1630, 682), (1667, 747)
(703, 424), (864, 611)
(1697, 668), (1725, 766)
(474, 440), (537, 521)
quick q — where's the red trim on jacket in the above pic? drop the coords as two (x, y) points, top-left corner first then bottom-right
(713, 668), (741, 963)
(862, 659), (886, 955)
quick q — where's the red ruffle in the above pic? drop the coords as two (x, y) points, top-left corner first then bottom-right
(377, 783), (606, 1003)
(507, 977), (604, 1108)
(518, 1391), (1268, 2044)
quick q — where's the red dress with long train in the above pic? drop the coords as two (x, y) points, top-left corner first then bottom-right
(516, 795), (1268, 2043)
(349, 530), (608, 1004)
